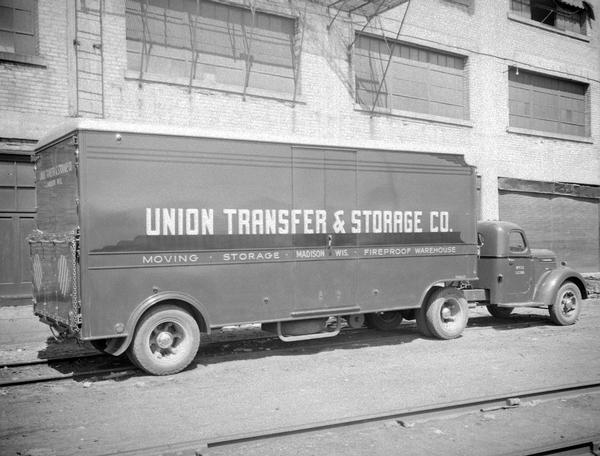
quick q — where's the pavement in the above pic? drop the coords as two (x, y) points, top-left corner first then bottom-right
(0, 300), (97, 365)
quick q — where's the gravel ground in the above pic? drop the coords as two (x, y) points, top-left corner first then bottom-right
(0, 300), (599, 456)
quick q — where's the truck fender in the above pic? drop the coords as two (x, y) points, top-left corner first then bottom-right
(105, 291), (211, 357)
(533, 268), (588, 306)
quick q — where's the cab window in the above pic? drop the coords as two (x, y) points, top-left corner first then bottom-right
(508, 230), (527, 253)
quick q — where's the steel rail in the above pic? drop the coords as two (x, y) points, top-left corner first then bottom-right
(2, 351), (101, 368)
(97, 381), (600, 456)
(0, 365), (135, 387)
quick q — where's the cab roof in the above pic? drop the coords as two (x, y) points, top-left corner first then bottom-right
(477, 220), (527, 257)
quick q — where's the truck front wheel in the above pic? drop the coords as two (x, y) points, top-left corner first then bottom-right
(424, 288), (468, 339)
(549, 282), (582, 326)
(128, 304), (200, 375)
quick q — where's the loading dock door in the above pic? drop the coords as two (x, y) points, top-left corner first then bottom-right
(499, 190), (599, 273)
(0, 158), (36, 296)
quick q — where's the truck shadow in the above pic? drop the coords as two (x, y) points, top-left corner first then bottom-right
(466, 313), (551, 330)
(39, 313), (553, 381)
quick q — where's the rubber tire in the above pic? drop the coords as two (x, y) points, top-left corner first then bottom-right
(365, 311), (403, 331)
(486, 305), (514, 319)
(128, 305), (200, 376)
(549, 282), (582, 326)
(415, 306), (433, 338)
(424, 288), (469, 340)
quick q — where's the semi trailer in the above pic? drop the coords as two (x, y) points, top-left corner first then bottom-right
(29, 121), (587, 375)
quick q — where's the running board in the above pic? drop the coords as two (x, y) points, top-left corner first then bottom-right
(277, 317), (342, 342)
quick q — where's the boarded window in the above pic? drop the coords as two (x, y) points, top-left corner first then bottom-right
(0, 0), (36, 55)
(510, 0), (588, 34)
(125, 0), (296, 95)
(508, 68), (588, 137)
(354, 34), (468, 120)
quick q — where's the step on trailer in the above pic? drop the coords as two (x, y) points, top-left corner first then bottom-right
(29, 120), (587, 375)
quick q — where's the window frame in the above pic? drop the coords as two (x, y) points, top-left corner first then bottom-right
(507, 67), (590, 139)
(509, 0), (591, 40)
(124, 0), (299, 101)
(508, 230), (529, 255)
(0, 0), (41, 65)
(352, 32), (471, 126)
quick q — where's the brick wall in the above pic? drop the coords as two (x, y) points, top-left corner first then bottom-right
(0, 0), (72, 142)
(1, 0), (599, 221)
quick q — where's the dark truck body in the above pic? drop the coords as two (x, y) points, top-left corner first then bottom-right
(29, 121), (586, 375)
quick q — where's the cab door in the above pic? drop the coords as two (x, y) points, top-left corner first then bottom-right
(500, 230), (534, 303)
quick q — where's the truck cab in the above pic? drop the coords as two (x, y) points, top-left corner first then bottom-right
(472, 220), (587, 324)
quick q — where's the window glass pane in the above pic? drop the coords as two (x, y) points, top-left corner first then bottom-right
(125, 0), (294, 94)
(509, 231), (527, 252)
(0, 30), (14, 52)
(18, 0), (34, 11)
(14, 32), (34, 54)
(14, 9), (33, 34)
(354, 34), (467, 119)
(508, 68), (587, 136)
(0, 6), (13, 29)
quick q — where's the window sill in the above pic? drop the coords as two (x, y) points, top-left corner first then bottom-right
(507, 126), (593, 143)
(507, 12), (590, 42)
(125, 70), (303, 105)
(0, 52), (46, 67)
(355, 104), (473, 128)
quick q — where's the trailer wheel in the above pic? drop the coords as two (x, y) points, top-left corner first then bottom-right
(549, 282), (582, 326)
(365, 311), (403, 331)
(128, 304), (200, 376)
(486, 305), (514, 319)
(415, 307), (432, 338)
(424, 288), (468, 339)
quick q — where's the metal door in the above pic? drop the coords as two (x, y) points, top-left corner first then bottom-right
(291, 147), (357, 314)
(500, 230), (534, 303)
(0, 158), (36, 296)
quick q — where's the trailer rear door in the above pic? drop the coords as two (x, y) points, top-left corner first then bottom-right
(29, 135), (81, 332)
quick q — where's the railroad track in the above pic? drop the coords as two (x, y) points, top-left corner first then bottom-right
(0, 313), (554, 387)
(97, 381), (600, 456)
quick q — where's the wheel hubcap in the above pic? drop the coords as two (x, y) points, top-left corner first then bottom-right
(441, 306), (453, 321)
(156, 331), (174, 349)
(560, 291), (576, 315)
(149, 321), (185, 359)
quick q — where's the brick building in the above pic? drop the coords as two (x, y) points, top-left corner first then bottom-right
(1, 0), (599, 296)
